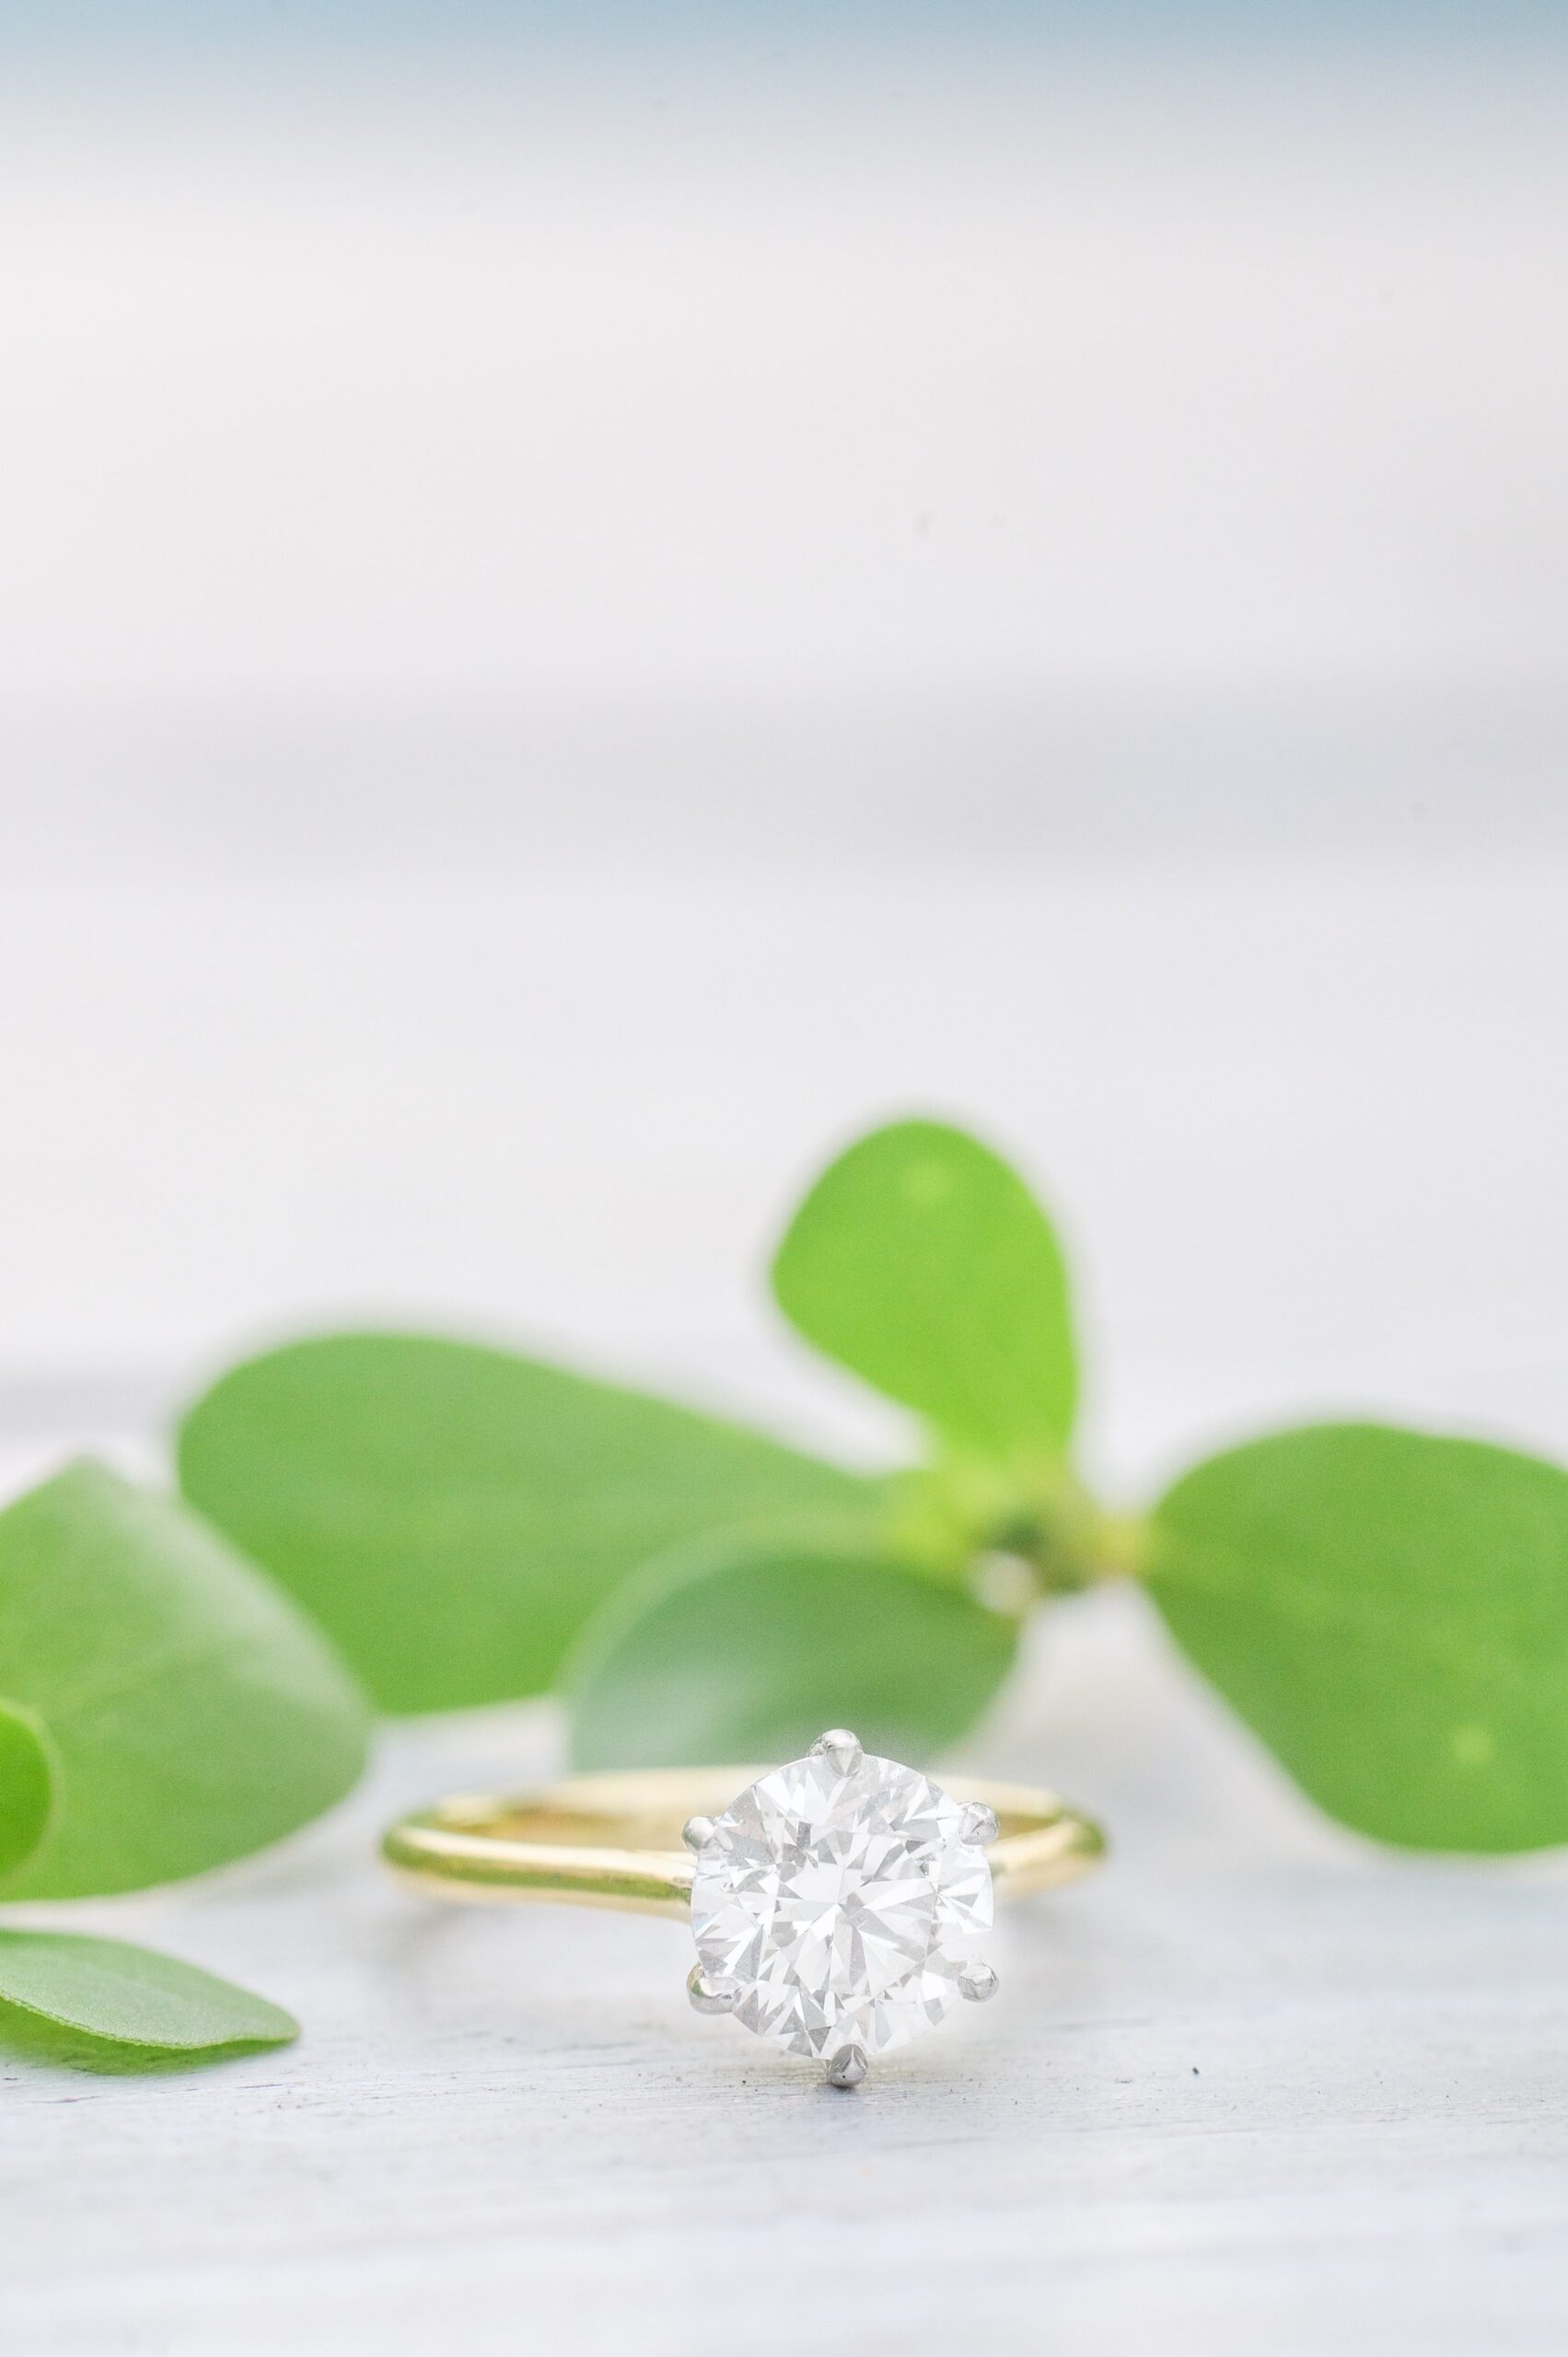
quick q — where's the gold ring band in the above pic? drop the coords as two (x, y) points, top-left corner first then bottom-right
(383, 1766), (1106, 1921)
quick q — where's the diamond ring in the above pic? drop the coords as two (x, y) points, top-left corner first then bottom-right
(384, 1733), (1105, 2085)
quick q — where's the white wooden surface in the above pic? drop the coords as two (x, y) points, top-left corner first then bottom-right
(1, 859), (1565, 2354)
(4, 1581), (1566, 2357)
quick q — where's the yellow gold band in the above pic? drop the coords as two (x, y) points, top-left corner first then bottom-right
(382, 1767), (1106, 1921)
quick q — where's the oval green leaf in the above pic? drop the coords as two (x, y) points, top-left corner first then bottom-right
(1150, 1422), (1568, 1852)
(0, 1701), (58, 1882)
(0, 1931), (296, 2061)
(566, 1533), (1019, 1771)
(178, 1332), (877, 1713)
(772, 1119), (1078, 1457)
(0, 1461), (368, 1899)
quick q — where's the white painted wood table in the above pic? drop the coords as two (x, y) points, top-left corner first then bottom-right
(4, 1563), (1565, 2357)
(1, 861), (1565, 2353)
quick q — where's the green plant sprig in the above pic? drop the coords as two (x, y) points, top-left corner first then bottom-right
(0, 1463), (366, 2067)
(178, 1115), (1568, 1852)
(6, 1113), (1568, 2070)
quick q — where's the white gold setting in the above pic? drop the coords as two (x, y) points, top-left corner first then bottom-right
(688, 1733), (997, 2087)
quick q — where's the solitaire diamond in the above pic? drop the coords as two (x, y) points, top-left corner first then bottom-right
(688, 1736), (995, 2077)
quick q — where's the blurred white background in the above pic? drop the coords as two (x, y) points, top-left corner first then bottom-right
(1, 11), (1564, 1494)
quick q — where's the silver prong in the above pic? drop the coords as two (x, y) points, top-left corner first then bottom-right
(681, 1815), (717, 1854)
(825, 2043), (868, 2089)
(687, 1964), (737, 2016)
(958, 1962), (999, 2004)
(959, 1801), (1000, 1847)
(812, 1729), (863, 1775)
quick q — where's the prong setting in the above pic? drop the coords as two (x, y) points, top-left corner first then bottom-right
(825, 2044), (868, 2089)
(687, 1964), (738, 2016)
(681, 1815), (717, 1854)
(687, 1745), (999, 2074)
(958, 1962), (999, 2004)
(959, 1801), (1000, 1847)
(812, 1729), (864, 1775)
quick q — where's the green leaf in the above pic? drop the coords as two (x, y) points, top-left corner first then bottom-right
(0, 1701), (57, 1881)
(0, 1931), (296, 2066)
(567, 1532), (1019, 1771)
(772, 1119), (1078, 1457)
(0, 1461), (368, 1899)
(177, 1332), (878, 1713)
(1149, 1422), (1568, 1852)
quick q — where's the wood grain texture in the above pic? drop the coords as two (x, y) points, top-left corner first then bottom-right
(1, 857), (1564, 2351)
(5, 1584), (1565, 2357)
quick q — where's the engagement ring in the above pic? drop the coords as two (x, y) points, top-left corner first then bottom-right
(384, 1732), (1104, 2085)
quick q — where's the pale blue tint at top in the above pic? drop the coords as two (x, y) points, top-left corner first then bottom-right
(6, 0), (1566, 45)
